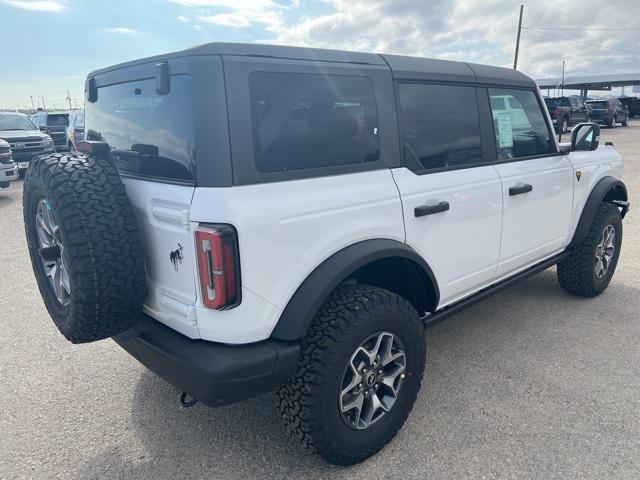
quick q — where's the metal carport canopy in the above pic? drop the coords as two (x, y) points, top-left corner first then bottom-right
(535, 73), (640, 91)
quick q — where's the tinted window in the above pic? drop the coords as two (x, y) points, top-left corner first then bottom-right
(488, 88), (555, 160)
(85, 75), (195, 182)
(398, 83), (482, 170)
(249, 72), (380, 172)
(586, 101), (607, 109)
(46, 114), (69, 127)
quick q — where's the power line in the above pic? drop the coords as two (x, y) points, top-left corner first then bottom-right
(527, 26), (640, 31)
(524, 27), (640, 55)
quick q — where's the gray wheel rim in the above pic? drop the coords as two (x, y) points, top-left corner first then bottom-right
(339, 331), (406, 430)
(35, 199), (70, 305)
(595, 224), (616, 279)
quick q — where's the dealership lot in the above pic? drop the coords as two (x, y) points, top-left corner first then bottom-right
(1, 125), (639, 479)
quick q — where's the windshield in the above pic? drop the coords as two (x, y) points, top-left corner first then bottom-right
(586, 101), (608, 109)
(0, 114), (37, 131)
(46, 114), (69, 127)
(85, 74), (195, 182)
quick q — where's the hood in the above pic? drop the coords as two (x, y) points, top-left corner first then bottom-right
(0, 130), (49, 141)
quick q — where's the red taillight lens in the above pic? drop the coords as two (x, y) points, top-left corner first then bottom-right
(195, 225), (241, 310)
(554, 107), (561, 117)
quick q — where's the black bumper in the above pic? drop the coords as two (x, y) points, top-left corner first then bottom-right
(113, 315), (300, 407)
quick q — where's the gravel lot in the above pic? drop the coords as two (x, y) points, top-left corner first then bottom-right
(2, 125), (639, 480)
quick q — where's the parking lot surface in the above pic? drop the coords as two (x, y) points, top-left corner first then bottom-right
(2, 125), (639, 480)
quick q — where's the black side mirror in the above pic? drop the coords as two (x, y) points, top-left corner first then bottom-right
(571, 122), (600, 151)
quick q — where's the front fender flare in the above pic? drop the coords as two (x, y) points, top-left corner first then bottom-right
(569, 176), (628, 249)
(270, 239), (439, 342)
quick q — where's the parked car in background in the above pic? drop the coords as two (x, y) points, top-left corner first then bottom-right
(66, 109), (85, 151)
(585, 98), (629, 128)
(0, 112), (54, 176)
(30, 110), (69, 151)
(544, 97), (589, 133)
(618, 96), (640, 118)
(0, 139), (18, 188)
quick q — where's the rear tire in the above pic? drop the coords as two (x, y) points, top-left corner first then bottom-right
(23, 152), (146, 343)
(278, 285), (426, 465)
(609, 117), (616, 128)
(622, 116), (629, 127)
(558, 202), (622, 297)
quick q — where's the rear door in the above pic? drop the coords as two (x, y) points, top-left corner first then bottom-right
(487, 87), (574, 276)
(85, 68), (200, 337)
(393, 82), (503, 306)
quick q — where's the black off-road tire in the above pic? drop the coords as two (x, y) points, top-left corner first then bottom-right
(621, 116), (629, 127)
(278, 284), (426, 465)
(23, 152), (146, 343)
(557, 202), (622, 297)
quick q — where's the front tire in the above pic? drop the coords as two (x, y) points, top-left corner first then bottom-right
(558, 202), (622, 297)
(278, 285), (426, 465)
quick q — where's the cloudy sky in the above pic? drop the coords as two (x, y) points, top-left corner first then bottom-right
(1, 0), (639, 109)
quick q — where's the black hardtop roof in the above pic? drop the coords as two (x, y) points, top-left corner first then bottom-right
(88, 42), (536, 88)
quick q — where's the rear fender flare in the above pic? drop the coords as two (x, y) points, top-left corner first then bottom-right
(270, 239), (439, 342)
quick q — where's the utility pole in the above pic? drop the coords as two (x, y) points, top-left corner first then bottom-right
(40, 96), (46, 110)
(30, 95), (35, 112)
(561, 60), (565, 96)
(66, 90), (73, 110)
(513, 4), (524, 70)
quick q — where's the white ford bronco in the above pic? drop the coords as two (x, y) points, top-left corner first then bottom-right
(23, 43), (628, 466)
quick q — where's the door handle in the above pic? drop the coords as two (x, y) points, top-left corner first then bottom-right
(414, 201), (450, 217)
(509, 184), (533, 196)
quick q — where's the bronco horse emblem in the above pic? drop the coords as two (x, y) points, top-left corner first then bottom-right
(170, 243), (184, 271)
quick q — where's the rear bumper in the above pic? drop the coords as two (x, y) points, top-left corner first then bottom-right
(113, 314), (300, 407)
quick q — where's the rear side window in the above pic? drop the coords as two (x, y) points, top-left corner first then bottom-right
(248, 72), (380, 172)
(398, 83), (482, 171)
(488, 88), (555, 160)
(85, 75), (195, 182)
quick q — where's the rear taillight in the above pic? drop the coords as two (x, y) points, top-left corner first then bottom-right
(554, 107), (561, 117)
(195, 224), (241, 310)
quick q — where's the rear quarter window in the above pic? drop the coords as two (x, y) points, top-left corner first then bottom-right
(248, 72), (380, 172)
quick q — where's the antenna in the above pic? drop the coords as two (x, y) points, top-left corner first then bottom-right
(513, 4), (524, 70)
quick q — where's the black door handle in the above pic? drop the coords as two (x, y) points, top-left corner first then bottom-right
(509, 184), (533, 196)
(414, 201), (450, 217)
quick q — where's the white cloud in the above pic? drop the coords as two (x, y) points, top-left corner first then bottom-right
(266, 0), (640, 78)
(171, 0), (640, 79)
(2, 0), (64, 12)
(177, 15), (188, 22)
(194, 24), (202, 30)
(105, 27), (138, 34)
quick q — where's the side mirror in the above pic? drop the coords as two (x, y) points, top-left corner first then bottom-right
(571, 122), (600, 151)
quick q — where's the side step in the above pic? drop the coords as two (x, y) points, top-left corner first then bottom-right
(424, 251), (569, 329)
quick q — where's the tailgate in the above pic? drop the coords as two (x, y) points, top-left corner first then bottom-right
(123, 177), (199, 337)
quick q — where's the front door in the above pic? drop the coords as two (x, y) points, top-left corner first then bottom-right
(393, 82), (503, 307)
(487, 87), (574, 276)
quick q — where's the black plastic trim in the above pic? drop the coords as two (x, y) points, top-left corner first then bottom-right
(569, 177), (628, 248)
(424, 251), (569, 329)
(270, 239), (439, 341)
(113, 314), (300, 407)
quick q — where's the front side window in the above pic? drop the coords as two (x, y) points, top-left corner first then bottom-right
(488, 88), (555, 160)
(85, 75), (195, 182)
(249, 72), (380, 172)
(398, 83), (482, 171)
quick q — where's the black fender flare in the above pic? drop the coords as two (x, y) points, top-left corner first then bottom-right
(569, 176), (628, 249)
(270, 239), (439, 342)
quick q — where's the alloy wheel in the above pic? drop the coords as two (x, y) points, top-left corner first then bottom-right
(595, 224), (616, 279)
(339, 331), (406, 430)
(35, 199), (70, 304)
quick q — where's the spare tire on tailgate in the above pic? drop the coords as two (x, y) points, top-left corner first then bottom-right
(23, 152), (146, 343)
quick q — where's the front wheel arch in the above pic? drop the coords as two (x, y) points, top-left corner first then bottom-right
(569, 177), (628, 249)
